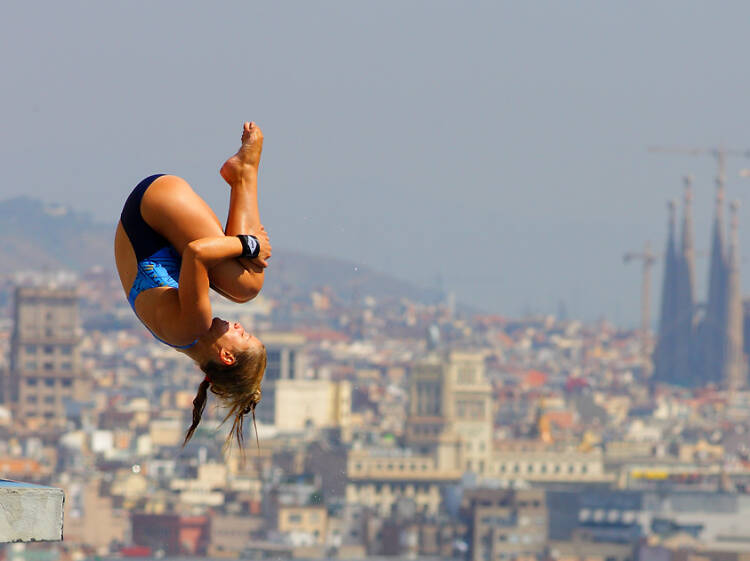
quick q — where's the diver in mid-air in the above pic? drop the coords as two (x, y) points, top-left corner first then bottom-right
(114, 122), (269, 451)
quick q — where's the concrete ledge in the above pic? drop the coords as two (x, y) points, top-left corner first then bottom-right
(0, 480), (64, 543)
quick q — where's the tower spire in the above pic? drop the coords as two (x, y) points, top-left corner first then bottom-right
(673, 176), (696, 385)
(702, 180), (729, 385)
(653, 200), (679, 385)
(681, 175), (696, 300)
(724, 201), (745, 391)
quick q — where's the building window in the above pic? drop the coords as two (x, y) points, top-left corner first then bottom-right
(44, 378), (55, 387)
(287, 514), (302, 524)
(458, 366), (474, 384)
(26, 396), (37, 403)
(26, 377), (38, 386)
(61, 362), (72, 371)
(45, 328), (53, 337)
(43, 363), (54, 371)
(61, 345), (73, 355)
(44, 396), (55, 404)
(457, 401), (466, 418)
(25, 345), (37, 354)
(25, 362), (37, 371)
(61, 378), (72, 387)
(44, 345), (54, 354)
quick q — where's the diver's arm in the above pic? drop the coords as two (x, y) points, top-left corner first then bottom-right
(186, 236), (245, 268)
(176, 236), (246, 333)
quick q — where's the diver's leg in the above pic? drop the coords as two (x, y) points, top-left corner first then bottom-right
(140, 175), (264, 302)
(221, 122), (263, 234)
(219, 122), (265, 273)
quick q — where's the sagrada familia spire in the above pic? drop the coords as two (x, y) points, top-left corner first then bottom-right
(653, 175), (747, 390)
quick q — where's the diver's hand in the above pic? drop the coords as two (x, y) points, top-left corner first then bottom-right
(252, 225), (271, 268)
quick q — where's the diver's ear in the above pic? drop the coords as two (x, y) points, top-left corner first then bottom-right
(219, 348), (235, 366)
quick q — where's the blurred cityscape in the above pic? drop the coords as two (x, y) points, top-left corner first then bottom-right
(2, 178), (750, 561)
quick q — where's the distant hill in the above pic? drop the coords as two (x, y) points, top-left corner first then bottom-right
(263, 249), (444, 305)
(1, 197), (444, 305)
(0, 197), (114, 272)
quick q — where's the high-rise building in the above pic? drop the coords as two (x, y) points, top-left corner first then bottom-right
(5, 286), (89, 426)
(254, 332), (351, 436)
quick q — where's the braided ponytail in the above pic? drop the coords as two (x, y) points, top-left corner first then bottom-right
(183, 378), (211, 447)
(183, 345), (266, 454)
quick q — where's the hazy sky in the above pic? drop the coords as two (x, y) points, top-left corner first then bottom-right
(3, 1), (750, 324)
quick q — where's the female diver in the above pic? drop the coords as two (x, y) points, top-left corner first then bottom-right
(114, 122), (270, 450)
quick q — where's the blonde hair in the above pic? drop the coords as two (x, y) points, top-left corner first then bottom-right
(183, 345), (267, 453)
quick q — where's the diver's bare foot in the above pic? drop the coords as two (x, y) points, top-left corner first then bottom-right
(220, 122), (264, 186)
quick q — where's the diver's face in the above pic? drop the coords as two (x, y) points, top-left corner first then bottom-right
(210, 317), (261, 357)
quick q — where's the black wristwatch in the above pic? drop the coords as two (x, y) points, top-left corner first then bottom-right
(237, 234), (261, 259)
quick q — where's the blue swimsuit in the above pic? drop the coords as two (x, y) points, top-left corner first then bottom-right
(120, 174), (198, 349)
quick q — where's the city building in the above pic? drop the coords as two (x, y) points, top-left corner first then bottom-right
(346, 448), (462, 516)
(269, 378), (351, 433)
(4, 286), (90, 426)
(461, 488), (548, 561)
(262, 331), (307, 381)
(405, 350), (493, 474)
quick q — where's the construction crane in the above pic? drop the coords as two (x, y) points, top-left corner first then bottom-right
(624, 240), (657, 368)
(648, 145), (750, 191)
